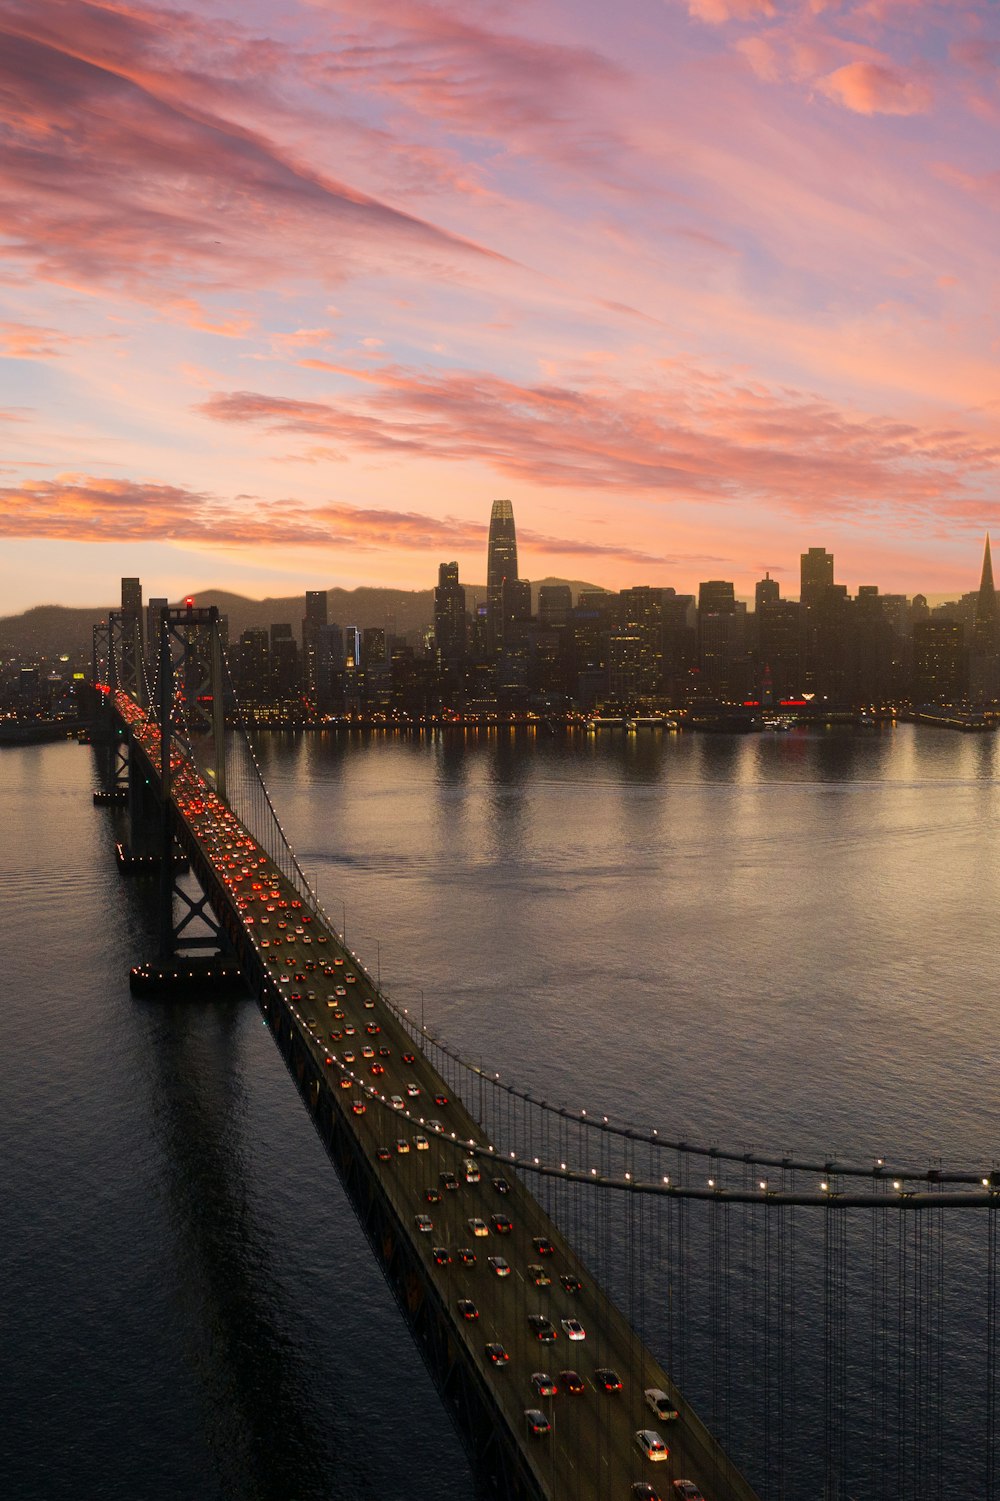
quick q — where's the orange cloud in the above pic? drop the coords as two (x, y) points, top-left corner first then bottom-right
(0, 321), (70, 358)
(819, 60), (932, 114)
(0, 473), (666, 565)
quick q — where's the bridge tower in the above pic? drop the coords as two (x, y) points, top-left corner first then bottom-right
(90, 617), (130, 800)
(147, 601), (236, 979)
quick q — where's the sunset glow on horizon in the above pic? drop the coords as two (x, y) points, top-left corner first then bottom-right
(1, 0), (999, 612)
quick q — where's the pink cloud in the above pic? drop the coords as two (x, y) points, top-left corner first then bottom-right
(196, 359), (1000, 523)
(306, 0), (628, 172)
(819, 59), (932, 114)
(685, 0), (778, 23)
(0, 1), (505, 305)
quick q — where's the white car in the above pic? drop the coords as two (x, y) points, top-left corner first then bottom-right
(561, 1318), (586, 1341)
(635, 1430), (668, 1463)
(414, 1135), (430, 1151)
(645, 1388), (680, 1422)
(406, 1083), (421, 1098)
(390, 1095), (405, 1110)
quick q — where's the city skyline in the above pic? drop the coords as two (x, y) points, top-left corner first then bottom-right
(2, 1), (1000, 614)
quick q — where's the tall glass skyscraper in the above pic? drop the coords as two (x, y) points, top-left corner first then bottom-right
(486, 498), (518, 654)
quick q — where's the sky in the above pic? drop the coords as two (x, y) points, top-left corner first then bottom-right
(1, 0), (999, 612)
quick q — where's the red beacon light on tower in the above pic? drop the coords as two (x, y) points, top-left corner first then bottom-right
(184, 596), (195, 609)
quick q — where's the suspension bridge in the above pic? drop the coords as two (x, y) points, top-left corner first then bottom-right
(89, 600), (1000, 1501)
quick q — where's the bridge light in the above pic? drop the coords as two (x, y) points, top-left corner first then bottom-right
(893, 1180), (903, 1192)
(759, 1180), (767, 1191)
(821, 1181), (829, 1192)
(662, 1176), (670, 1185)
(561, 1163), (567, 1171)
(591, 1168), (597, 1176)
(708, 1178), (715, 1188)
(983, 1178), (991, 1188)
(625, 1172), (631, 1181)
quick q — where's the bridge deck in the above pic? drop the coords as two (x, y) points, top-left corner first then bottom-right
(114, 693), (760, 1501)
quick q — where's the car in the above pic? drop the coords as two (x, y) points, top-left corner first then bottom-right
(376, 1146), (391, 1162)
(414, 1135), (429, 1151)
(395, 1139), (410, 1154)
(329, 1029), (343, 1042)
(560, 1274), (583, 1294)
(440, 1171), (459, 1190)
(434, 1093), (449, 1106)
(491, 1214), (513, 1235)
(378, 1046), (391, 1058)
(524, 1409), (550, 1436)
(485, 1342), (509, 1366)
(402, 1052), (416, 1064)
(631, 1487), (663, 1501)
(635, 1430), (669, 1463)
(343, 1023), (356, 1036)
(345, 973), (357, 984)
(338, 1077), (352, 1090)
(527, 1314), (557, 1342)
(463, 1159), (481, 1184)
(351, 1099), (366, 1115)
(362, 1045), (375, 1059)
(363, 998), (375, 1009)
(432, 1247), (452, 1266)
(561, 1370), (586, 1394)
(366, 1023), (381, 1035)
(427, 1119), (445, 1133)
(456, 1247), (477, 1267)
(415, 1214), (434, 1233)
(492, 1177), (510, 1194)
(594, 1368), (623, 1391)
(406, 1083), (420, 1098)
(487, 1256), (511, 1277)
(527, 1263), (551, 1287)
(671, 1485), (705, 1500)
(342, 1050), (356, 1064)
(390, 1095), (405, 1110)
(457, 1299), (479, 1321)
(531, 1372), (558, 1397)
(561, 1318), (585, 1341)
(468, 1218), (489, 1238)
(425, 1187), (442, 1204)
(532, 1236), (555, 1256)
(370, 1062), (385, 1076)
(645, 1388), (680, 1423)
(334, 986), (347, 998)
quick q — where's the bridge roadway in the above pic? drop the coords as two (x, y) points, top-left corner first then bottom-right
(114, 694), (759, 1501)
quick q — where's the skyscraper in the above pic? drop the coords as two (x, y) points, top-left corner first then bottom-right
(973, 535), (997, 652)
(800, 547), (834, 604)
(302, 589), (328, 694)
(486, 498), (518, 655)
(970, 535), (999, 701)
(434, 561), (467, 663)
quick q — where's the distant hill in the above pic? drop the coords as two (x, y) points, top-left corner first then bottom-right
(0, 578), (604, 658)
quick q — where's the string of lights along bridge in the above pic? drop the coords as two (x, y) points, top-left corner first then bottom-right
(90, 599), (1000, 1501)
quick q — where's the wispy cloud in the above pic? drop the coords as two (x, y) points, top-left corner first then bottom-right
(0, 472), (666, 565)
(0, 1), (505, 304)
(198, 359), (1000, 520)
